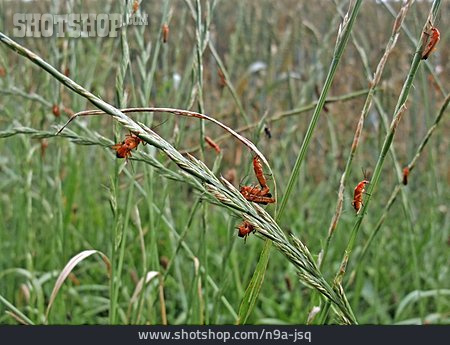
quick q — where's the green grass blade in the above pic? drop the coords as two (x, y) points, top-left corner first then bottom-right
(276, 0), (363, 220)
(236, 239), (271, 324)
(0, 293), (35, 325)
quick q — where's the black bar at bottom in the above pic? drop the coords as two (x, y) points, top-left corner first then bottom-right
(0, 325), (448, 345)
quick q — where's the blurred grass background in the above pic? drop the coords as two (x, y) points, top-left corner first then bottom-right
(0, 0), (448, 324)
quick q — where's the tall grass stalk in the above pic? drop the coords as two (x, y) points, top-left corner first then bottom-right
(133, 1), (170, 323)
(238, 0), (363, 324)
(349, 93), (449, 285)
(334, 0), (441, 286)
(344, 7), (429, 318)
(276, 0), (363, 220)
(318, 0), (412, 271)
(193, 0), (209, 324)
(374, 98), (425, 320)
(109, 16), (131, 325)
(381, 0), (447, 97)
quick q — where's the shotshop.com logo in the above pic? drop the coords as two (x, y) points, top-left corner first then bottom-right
(12, 13), (148, 38)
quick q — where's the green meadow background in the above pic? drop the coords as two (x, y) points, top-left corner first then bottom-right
(0, 0), (448, 325)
